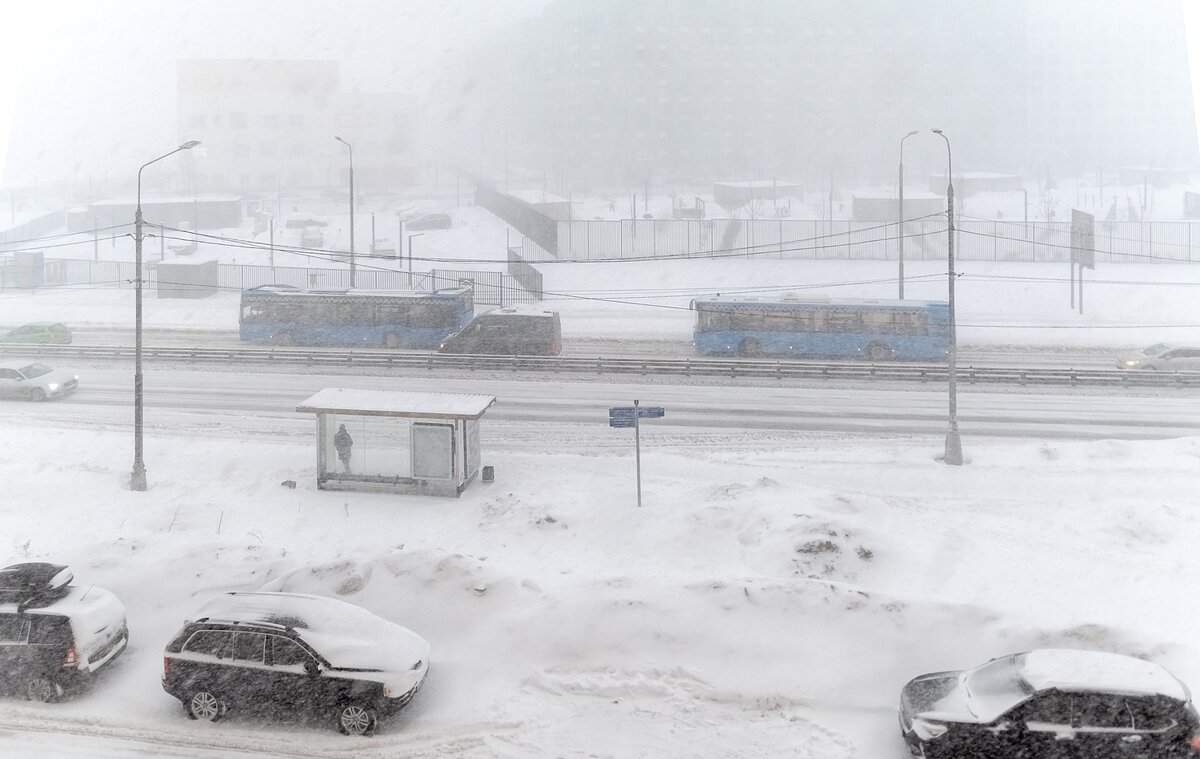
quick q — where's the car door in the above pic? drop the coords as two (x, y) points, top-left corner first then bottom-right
(0, 614), (32, 678)
(1011, 693), (1077, 759)
(1073, 692), (1144, 758)
(1178, 349), (1200, 371)
(0, 368), (23, 397)
(225, 631), (271, 709)
(267, 635), (326, 715)
(176, 630), (234, 694)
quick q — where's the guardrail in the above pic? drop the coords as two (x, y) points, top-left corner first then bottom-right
(4, 343), (1200, 389)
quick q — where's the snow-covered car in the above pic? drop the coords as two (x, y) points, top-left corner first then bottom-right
(438, 307), (562, 356)
(0, 360), (78, 401)
(0, 322), (72, 345)
(899, 649), (1200, 759)
(398, 201), (452, 230)
(161, 591), (430, 736)
(0, 562), (129, 702)
(1117, 343), (1200, 371)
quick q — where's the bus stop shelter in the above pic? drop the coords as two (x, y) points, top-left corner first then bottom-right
(296, 388), (497, 497)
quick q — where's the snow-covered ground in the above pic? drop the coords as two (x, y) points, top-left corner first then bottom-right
(1, 198), (1200, 757)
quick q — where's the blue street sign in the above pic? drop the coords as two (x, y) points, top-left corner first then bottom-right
(608, 418), (637, 428)
(609, 406), (665, 419)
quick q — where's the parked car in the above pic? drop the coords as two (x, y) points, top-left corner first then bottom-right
(162, 591), (430, 736)
(0, 360), (78, 401)
(300, 227), (324, 248)
(398, 202), (452, 230)
(1117, 343), (1200, 371)
(0, 322), (72, 345)
(0, 562), (129, 702)
(438, 307), (562, 356)
(899, 648), (1200, 759)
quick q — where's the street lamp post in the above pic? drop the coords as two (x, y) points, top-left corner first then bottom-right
(407, 232), (425, 273)
(334, 136), (356, 288)
(931, 129), (962, 466)
(131, 140), (200, 491)
(898, 130), (918, 299)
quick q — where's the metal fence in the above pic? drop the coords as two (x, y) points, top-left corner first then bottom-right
(507, 247), (544, 299)
(553, 218), (1200, 265)
(16, 258), (539, 306)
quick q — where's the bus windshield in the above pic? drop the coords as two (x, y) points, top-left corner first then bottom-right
(239, 286), (474, 349)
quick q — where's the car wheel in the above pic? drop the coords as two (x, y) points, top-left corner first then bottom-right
(738, 338), (762, 358)
(27, 387), (47, 402)
(865, 342), (891, 361)
(335, 703), (377, 736)
(25, 676), (63, 703)
(383, 333), (400, 349)
(186, 689), (226, 721)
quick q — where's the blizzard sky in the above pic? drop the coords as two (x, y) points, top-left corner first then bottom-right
(0, 0), (1198, 188)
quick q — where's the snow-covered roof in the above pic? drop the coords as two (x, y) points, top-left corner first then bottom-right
(1020, 649), (1188, 700)
(714, 180), (801, 189)
(190, 591), (428, 672)
(297, 387), (497, 419)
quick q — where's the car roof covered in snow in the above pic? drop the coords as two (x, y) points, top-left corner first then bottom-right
(1019, 649), (1188, 700)
(190, 591), (428, 671)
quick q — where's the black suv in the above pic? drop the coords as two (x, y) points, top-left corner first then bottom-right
(0, 562), (129, 702)
(900, 649), (1200, 759)
(162, 591), (430, 736)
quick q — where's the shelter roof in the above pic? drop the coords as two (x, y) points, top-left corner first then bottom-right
(297, 388), (497, 419)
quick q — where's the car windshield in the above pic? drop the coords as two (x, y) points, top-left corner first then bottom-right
(1142, 343), (1171, 356)
(964, 655), (1033, 711)
(19, 363), (52, 379)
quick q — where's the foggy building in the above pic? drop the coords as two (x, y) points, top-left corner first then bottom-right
(177, 59), (419, 194)
(437, 0), (1197, 189)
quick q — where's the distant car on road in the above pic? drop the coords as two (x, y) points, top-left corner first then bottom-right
(0, 562), (129, 702)
(300, 227), (324, 248)
(1117, 343), (1200, 371)
(438, 307), (562, 356)
(0, 360), (78, 401)
(899, 648), (1200, 759)
(0, 322), (72, 345)
(162, 591), (430, 736)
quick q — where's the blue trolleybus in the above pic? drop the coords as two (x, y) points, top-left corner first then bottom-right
(690, 295), (950, 361)
(240, 285), (474, 349)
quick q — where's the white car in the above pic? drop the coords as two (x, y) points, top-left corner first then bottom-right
(0, 360), (79, 400)
(1117, 343), (1200, 371)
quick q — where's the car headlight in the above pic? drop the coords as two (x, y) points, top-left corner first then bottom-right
(911, 716), (950, 740)
(1123, 360), (1139, 367)
(46, 383), (60, 391)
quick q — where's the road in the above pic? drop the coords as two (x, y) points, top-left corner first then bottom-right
(8, 364), (1198, 441)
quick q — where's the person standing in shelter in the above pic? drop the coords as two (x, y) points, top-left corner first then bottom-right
(333, 424), (354, 473)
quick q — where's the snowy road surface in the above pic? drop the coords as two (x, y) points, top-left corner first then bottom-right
(11, 364), (1200, 441)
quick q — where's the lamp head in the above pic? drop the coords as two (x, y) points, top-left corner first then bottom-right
(931, 128), (943, 135)
(335, 136), (350, 147)
(180, 140), (201, 150)
(904, 130), (918, 138)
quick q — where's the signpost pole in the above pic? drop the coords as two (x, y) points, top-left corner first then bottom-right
(634, 400), (642, 508)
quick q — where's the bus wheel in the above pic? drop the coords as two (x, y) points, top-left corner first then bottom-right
(738, 338), (761, 358)
(276, 331), (295, 347)
(865, 342), (891, 361)
(383, 333), (400, 349)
